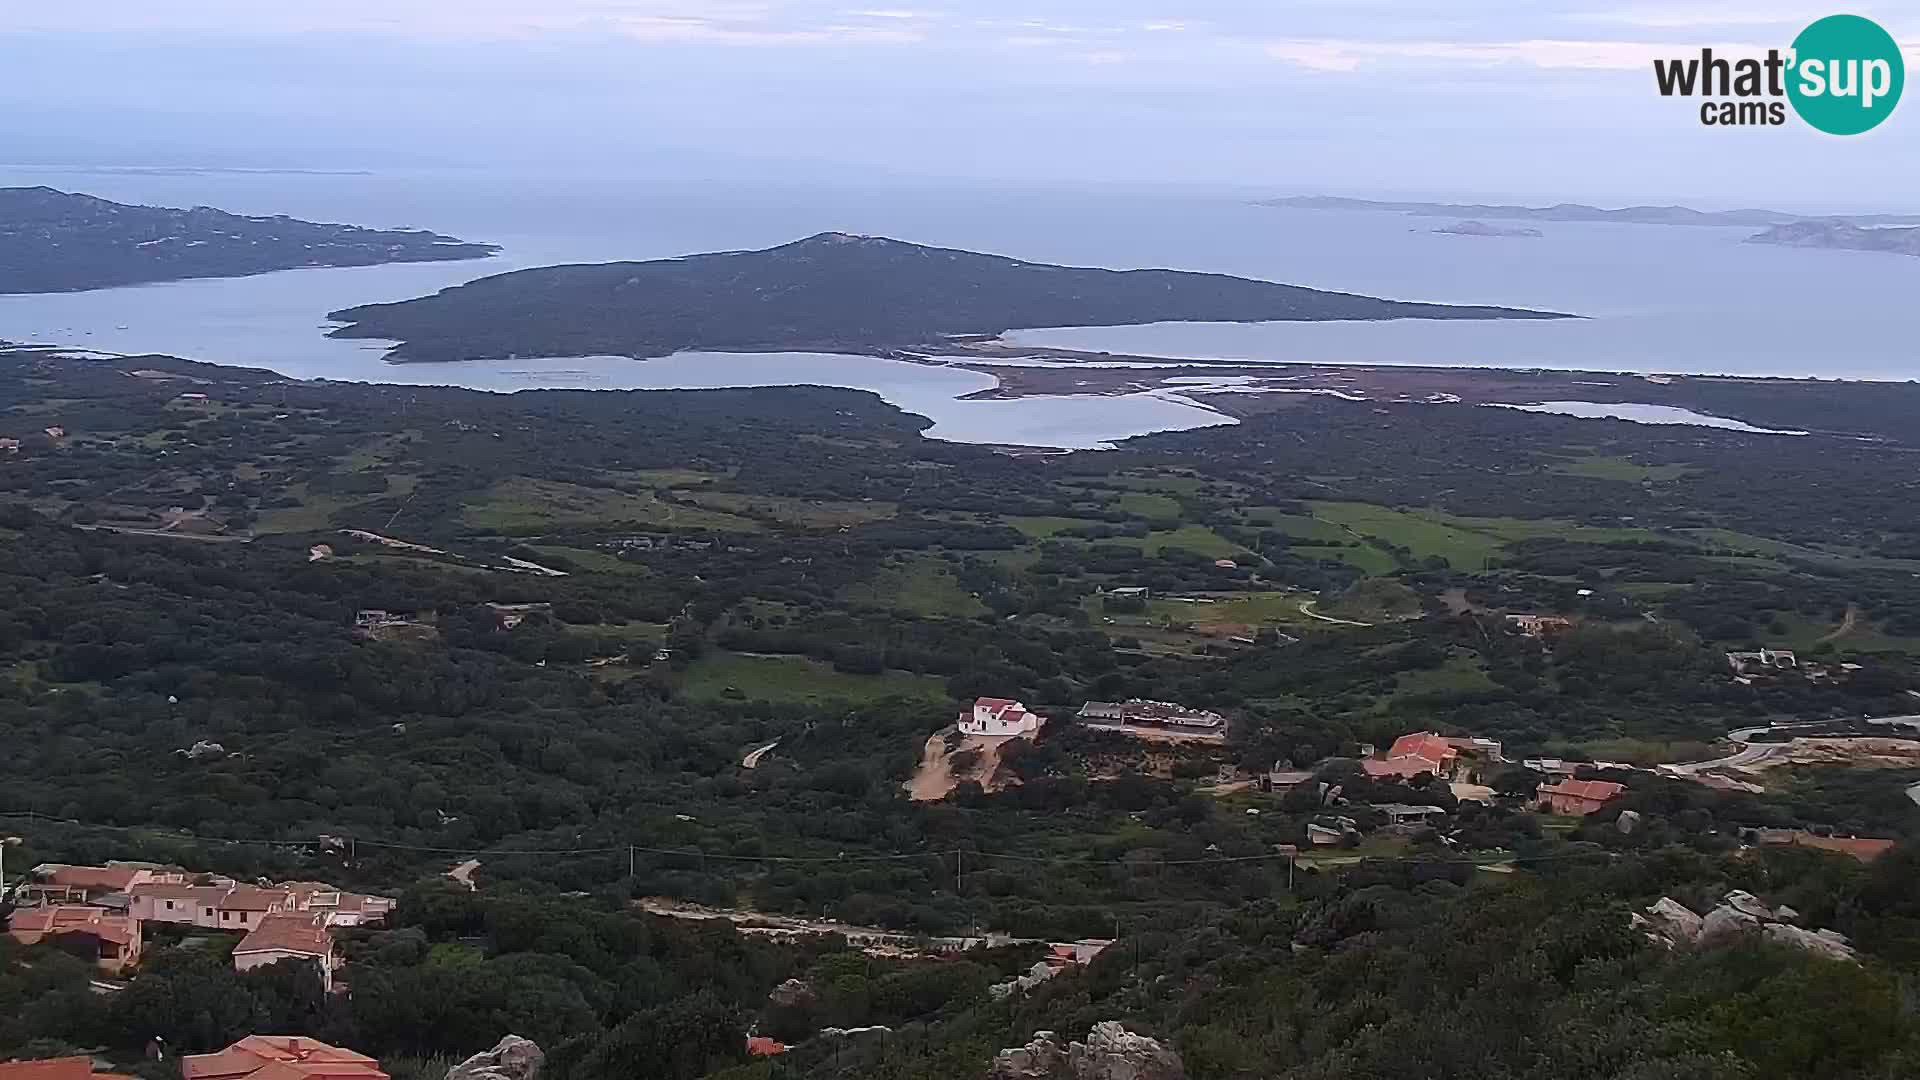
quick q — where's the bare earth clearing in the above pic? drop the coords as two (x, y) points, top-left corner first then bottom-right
(906, 729), (1024, 801)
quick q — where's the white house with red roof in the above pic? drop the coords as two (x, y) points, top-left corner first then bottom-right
(960, 697), (1041, 738)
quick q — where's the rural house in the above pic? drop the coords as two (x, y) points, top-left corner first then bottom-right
(1752, 829), (1896, 863)
(1506, 613), (1573, 638)
(5, 905), (143, 974)
(1363, 731), (1504, 782)
(26, 862), (184, 905)
(960, 697), (1042, 737)
(232, 913), (340, 990)
(1537, 779), (1626, 816)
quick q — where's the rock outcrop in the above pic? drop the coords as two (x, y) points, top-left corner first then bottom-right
(1636, 891), (1856, 961)
(990, 1023), (1185, 1080)
(446, 1036), (544, 1080)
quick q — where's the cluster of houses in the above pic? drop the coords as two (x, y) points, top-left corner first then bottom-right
(5, 861), (391, 989)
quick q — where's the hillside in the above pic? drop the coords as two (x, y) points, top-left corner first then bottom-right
(1748, 221), (1920, 257)
(0, 186), (498, 293)
(323, 232), (1570, 362)
(1262, 195), (1920, 228)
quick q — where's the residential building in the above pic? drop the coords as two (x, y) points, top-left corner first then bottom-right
(1362, 731), (1458, 780)
(281, 882), (397, 927)
(1752, 829), (1896, 863)
(960, 697), (1042, 738)
(1077, 699), (1228, 741)
(0, 1058), (133, 1080)
(1105, 586), (1150, 599)
(1726, 648), (1798, 675)
(6, 905), (143, 974)
(1265, 767), (1317, 795)
(1537, 779), (1626, 816)
(1507, 613), (1573, 638)
(1373, 803), (1450, 826)
(233, 914), (339, 990)
(182, 1037), (387, 1080)
(746, 1038), (788, 1057)
(0, 438), (18, 453)
(27, 862), (183, 904)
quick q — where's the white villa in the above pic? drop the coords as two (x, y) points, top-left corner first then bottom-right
(960, 697), (1042, 738)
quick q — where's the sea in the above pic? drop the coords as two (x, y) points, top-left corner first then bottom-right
(2, 166), (1916, 448)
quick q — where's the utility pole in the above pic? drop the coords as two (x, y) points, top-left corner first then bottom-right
(628, 845), (636, 881)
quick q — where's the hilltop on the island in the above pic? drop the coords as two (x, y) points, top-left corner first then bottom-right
(0, 186), (498, 294)
(324, 231), (1569, 362)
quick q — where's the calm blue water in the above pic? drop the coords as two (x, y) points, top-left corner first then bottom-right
(2, 167), (1915, 447)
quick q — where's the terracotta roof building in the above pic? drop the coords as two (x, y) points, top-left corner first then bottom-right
(6, 905), (144, 974)
(1537, 779), (1626, 816)
(0, 1056), (133, 1080)
(182, 1038), (386, 1080)
(959, 697), (1041, 738)
(233, 914), (339, 990)
(1754, 830), (1897, 863)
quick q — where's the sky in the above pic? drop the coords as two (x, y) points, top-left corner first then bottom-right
(2, 1), (1916, 208)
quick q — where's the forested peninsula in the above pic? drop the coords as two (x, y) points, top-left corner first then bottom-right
(0, 187), (497, 293)
(325, 232), (1568, 362)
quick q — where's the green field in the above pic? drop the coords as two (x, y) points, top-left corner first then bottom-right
(680, 653), (948, 705)
(1139, 524), (1245, 559)
(1553, 455), (1697, 483)
(687, 491), (896, 527)
(841, 555), (987, 617)
(1109, 491), (1182, 518)
(1006, 515), (1104, 539)
(1309, 503), (1505, 570)
(1143, 591), (1313, 628)
(461, 477), (758, 532)
(529, 545), (650, 575)
(255, 479), (413, 535)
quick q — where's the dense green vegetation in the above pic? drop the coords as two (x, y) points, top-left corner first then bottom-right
(1, 347), (1917, 1079)
(0, 188), (496, 294)
(324, 233), (1564, 362)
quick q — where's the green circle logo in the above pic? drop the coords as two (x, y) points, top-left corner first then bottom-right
(1787, 14), (1904, 135)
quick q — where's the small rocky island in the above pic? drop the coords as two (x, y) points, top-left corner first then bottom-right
(0, 186), (498, 294)
(326, 231), (1570, 362)
(1433, 220), (1543, 238)
(1747, 221), (1920, 257)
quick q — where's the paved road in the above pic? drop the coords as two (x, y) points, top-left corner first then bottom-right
(1298, 601), (1372, 627)
(1673, 715), (1920, 775)
(741, 741), (780, 769)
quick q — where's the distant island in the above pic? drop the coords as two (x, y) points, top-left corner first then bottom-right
(1748, 221), (1920, 257)
(1262, 195), (1920, 229)
(325, 232), (1570, 363)
(0, 187), (498, 294)
(1433, 220), (1543, 239)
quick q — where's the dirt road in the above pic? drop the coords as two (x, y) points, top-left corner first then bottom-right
(742, 741), (779, 769)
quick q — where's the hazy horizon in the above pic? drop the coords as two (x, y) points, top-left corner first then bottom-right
(3, 2), (1917, 212)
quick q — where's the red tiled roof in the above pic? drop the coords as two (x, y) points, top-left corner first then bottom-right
(1762, 831), (1897, 863)
(182, 1038), (382, 1080)
(234, 915), (332, 958)
(7, 905), (140, 946)
(1387, 732), (1458, 764)
(1362, 756), (1444, 779)
(975, 697), (1018, 709)
(222, 887), (293, 912)
(0, 1057), (94, 1080)
(746, 1038), (787, 1057)
(36, 865), (141, 891)
(1540, 779), (1626, 803)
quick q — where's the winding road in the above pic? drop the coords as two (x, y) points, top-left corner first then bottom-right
(1672, 714), (1920, 775)
(741, 741), (780, 769)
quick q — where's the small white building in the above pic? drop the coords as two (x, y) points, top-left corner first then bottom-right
(959, 697), (1042, 738)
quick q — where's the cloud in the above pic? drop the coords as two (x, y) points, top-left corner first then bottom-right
(1263, 36), (1763, 72)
